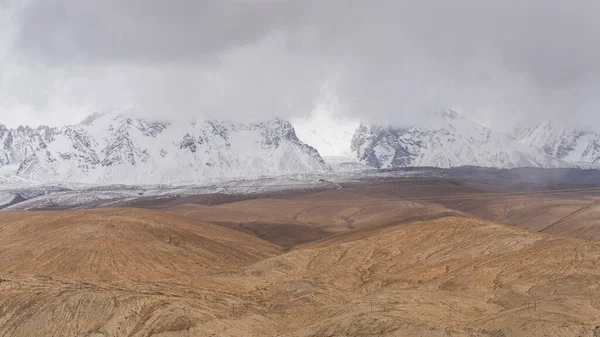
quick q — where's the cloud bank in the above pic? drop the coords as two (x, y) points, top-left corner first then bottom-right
(1, 0), (599, 130)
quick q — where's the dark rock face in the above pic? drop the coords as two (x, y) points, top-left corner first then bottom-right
(180, 134), (198, 153)
(351, 124), (417, 169)
(258, 118), (298, 147)
(139, 122), (167, 138)
(0, 123), (59, 166)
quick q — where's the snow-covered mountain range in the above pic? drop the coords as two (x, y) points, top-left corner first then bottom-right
(2, 110), (599, 186)
(347, 111), (571, 169)
(1, 113), (329, 184)
(515, 121), (600, 167)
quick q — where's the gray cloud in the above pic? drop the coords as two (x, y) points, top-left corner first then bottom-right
(2, 0), (600, 130)
(16, 1), (261, 64)
(13, 0), (336, 65)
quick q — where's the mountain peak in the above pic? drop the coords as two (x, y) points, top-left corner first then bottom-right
(351, 113), (569, 169)
(516, 122), (600, 164)
(2, 116), (329, 184)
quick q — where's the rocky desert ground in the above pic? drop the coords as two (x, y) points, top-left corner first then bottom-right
(2, 174), (600, 336)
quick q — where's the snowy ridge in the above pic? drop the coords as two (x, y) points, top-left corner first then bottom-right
(0, 124), (56, 166)
(3, 110), (599, 186)
(1, 113), (329, 184)
(350, 110), (571, 169)
(515, 121), (600, 167)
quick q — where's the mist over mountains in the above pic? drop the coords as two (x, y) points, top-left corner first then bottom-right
(1, 110), (599, 185)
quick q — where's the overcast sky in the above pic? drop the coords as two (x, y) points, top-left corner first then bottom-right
(0, 0), (599, 131)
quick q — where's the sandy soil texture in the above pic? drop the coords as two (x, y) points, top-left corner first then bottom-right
(2, 179), (600, 336)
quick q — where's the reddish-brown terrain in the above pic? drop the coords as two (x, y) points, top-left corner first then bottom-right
(2, 177), (600, 336)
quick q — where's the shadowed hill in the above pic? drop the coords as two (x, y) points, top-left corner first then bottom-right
(166, 190), (459, 247)
(167, 184), (600, 245)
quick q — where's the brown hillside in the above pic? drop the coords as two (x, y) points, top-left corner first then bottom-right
(0, 208), (281, 281)
(166, 190), (459, 247)
(2, 214), (600, 336)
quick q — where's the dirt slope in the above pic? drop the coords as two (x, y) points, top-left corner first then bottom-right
(167, 184), (600, 244)
(0, 208), (281, 281)
(2, 213), (600, 336)
(166, 190), (459, 247)
(538, 201), (600, 240)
